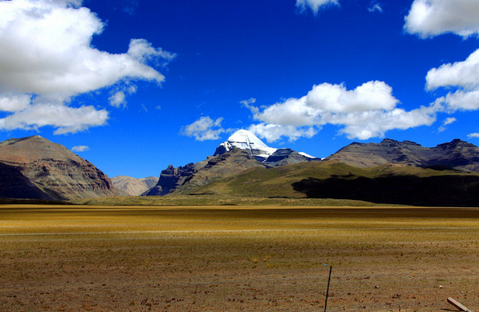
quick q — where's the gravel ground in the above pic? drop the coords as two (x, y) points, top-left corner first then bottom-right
(1, 206), (478, 312)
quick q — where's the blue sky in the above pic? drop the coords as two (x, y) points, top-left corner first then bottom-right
(1, 0), (479, 178)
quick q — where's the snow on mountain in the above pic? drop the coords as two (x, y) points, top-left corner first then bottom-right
(298, 152), (317, 159)
(214, 129), (277, 161)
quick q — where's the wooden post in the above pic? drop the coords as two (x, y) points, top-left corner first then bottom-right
(324, 266), (332, 312)
(447, 297), (473, 312)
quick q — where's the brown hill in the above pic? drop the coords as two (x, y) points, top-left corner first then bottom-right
(325, 138), (479, 171)
(0, 136), (118, 200)
(111, 176), (158, 196)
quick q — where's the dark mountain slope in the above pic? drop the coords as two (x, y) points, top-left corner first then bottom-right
(293, 173), (479, 206)
(0, 162), (53, 200)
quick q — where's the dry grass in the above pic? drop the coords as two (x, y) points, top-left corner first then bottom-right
(72, 194), (399, 207)
(1, 205), (479, 311)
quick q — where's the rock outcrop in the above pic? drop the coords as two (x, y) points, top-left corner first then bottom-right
(264, 148), (321, 167)
(146, 162), (203, 196)
(0, 136), (118, 200)
(146, 148), (266, 196)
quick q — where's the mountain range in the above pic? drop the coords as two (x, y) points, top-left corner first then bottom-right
(1, 131), (479, 206)
(145, 130), (320, 196)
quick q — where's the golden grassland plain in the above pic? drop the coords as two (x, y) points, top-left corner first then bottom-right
(1, 204), (479, 311)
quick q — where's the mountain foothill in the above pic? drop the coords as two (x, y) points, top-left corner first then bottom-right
(2, 130), (479, 206)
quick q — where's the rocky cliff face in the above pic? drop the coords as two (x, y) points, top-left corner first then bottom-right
(111, 176), (159, 196)
(326, 138), (479, 171)
(0, 136), (118, 200)
(146, 162), (203, 196)
(146, 148), (266, 196)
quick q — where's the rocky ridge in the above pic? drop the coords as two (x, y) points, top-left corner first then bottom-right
(326, 138), (479, 172)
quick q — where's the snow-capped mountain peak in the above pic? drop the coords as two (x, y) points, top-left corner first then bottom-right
(214, 129), (277, 161)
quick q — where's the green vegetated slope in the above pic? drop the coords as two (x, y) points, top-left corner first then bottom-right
(176, 160), (479, 206)
(181, 160), (351, 197)
(76, 161), (479, 207)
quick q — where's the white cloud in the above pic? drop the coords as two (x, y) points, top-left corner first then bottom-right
(240, 98), (259, 114)
(0, 0), (175, 134)
(245, 81), (436, 141)
(72, 145), (90, 152)
(331, 106), (436, 140)
(296, 0), (339, 15)
(109, 85), (137, 108)
(368, 1), (383, 13)
(109, 91), (126, 108)
(128, 39), (176, 65)
(435, 90), (479, 112)
(426, 49), (479, 91)
(181, 116), (227, 141)
(0, 93), (31, 112)
(443, 117), (457, 126)
(438, 117), (456, 133)
(404, 0), (479, 38)
(427, 49), (479, 113)
(468, 133), (479, 138)
(249, 124), (317, 143)
(0, 104), (108, 135)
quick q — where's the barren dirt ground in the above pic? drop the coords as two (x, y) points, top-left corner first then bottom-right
(1, 205), (479, 311)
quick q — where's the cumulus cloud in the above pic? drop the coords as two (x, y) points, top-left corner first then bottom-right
(468, 133), (479, 138)
(0, 0), (175, 134)
(109, 85), (137, 108)
(0, 93), (31, 112)
(296, 0), (339, 15)
(404, 0), (479, 38)
(409, 3), (479, 127)
(249, 124), (317, 143)
(109, 92), (127, 108)
(426, 49), (479, 91)
(427, 49), (479, 113)
(72, 145), (90, 152)
(181, 116), (228, 141)
(245, 81), (436, 141)
(0, 104), (108, 135)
